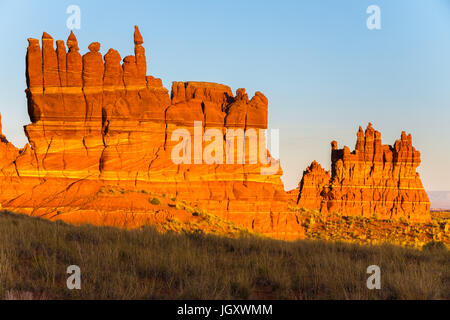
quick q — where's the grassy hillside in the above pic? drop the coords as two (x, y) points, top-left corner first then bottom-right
(0, 210), (448, 300)
(288, 207), (449, 248)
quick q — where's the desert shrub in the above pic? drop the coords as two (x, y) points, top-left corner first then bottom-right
(149, 198), (161, 205)
(422, 241), (447, 252)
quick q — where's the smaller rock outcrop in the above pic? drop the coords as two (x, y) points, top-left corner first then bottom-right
(297, 161), (330, 210)
(296, 123), (431, 222)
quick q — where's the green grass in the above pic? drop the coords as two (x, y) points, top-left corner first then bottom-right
(0, 210), (448, 300)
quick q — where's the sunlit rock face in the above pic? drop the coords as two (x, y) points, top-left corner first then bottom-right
(297, 161), (330, 210)
(296, 124), (431, 222)
(0, 26), (430, 239)
(0, 26), (304, 240)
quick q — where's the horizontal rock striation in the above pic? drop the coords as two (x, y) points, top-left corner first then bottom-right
(296, 123), (431, 222)
(0, 26), (303, 239)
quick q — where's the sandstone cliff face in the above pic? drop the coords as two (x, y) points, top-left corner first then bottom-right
(296, 124), (430, 222)
(0, 27), (303, 240)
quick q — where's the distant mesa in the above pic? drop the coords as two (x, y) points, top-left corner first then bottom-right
(428, 191), (450, 210)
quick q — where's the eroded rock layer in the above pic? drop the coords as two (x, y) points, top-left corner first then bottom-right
(0, 27), (305, 240)
(296, 124), (430, 222)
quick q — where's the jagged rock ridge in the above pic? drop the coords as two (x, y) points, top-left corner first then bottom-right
(296, 123), (430, 222)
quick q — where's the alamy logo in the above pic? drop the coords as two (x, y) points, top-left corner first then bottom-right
(170, 121), (280, 175)
(366, 265), (381, 289)
(366, 5), (381, 30)
(66, 5), (81, 30)
(66, 265), (81, 290)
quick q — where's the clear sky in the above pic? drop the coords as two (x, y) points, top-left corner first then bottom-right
(0, 0), (449, 191)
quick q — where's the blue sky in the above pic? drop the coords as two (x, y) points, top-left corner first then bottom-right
(0, 0), (449, 191)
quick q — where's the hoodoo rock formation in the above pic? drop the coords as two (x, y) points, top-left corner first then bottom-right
(0, 27), (305, 239)
(296, 123), (431, 222)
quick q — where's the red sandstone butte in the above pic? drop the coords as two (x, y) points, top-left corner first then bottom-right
(296, 123), (431, 222)
(0, 26), (303, 240)
(0, 26), (431, 239)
